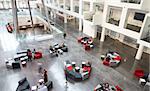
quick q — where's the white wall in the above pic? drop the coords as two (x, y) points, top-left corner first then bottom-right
(83, 20), (97, 38)
(141, 0), (150, 12)
(83, 2), (90, 11)
(18, 15), (41, 26)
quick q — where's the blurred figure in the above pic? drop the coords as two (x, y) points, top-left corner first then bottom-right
(38, 63), (43, 74)
(43, 69), (48, 83)
(63, 32), (67, 39)
(27, 49), (32, 61)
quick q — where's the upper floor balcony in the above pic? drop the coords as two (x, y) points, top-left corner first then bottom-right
(106, 6), (122, 26)
(121, 0), (141, 4)
(124, 9), (147, 33)
(139, 15), (150, 45)
(106, 0), (150, 11)
(83, 3), (103, 25)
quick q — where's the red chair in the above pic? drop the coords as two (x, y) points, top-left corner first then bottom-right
(115, 86), (123, 91)
(103, 60), (110, 66)
(67, 66), (73, 71)
(34, 52), (42, 59)
(134, 69), (144, 78)
(83, 66), (91, 77)
(84, 44), (91, 50)
(77, 37), (82, 43)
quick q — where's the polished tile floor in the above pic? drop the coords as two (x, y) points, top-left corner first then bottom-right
(0, 11), (149, 91)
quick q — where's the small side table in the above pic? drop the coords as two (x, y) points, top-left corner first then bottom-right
(21, 61), (27, 67)
(31, 86), (37, 91)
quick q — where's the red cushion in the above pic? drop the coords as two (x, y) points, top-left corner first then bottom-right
(114, 56), (121, 61)
(83, 67), (91, 73)
(103, 61), (110, 66)
(67, 66), (73, 71)
(115, 86), (123, 91)
(84, 45), (90, 50)
(134, 69), (144, 78)
(34, 52), (42, 59)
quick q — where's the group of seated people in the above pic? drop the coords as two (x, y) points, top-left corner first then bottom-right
(16, 77), (53, 91)
(5, 49), (43, 69)
(49, 43), (68, 57)
(94, 83), (123, 91)
(77, 37), (94, 50)
(102, 51), (121, 67)
(64, 60), (92, 81)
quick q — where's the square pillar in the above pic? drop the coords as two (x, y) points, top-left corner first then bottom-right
(63, 0), (67, 23)
(90, 1), (93, 12)
(70, 0), (74, 12)
(79, 0), (83, 31)
(11, 0), (18, 37)
(100, 27), (106, 42)
(135, 45), (144, 60)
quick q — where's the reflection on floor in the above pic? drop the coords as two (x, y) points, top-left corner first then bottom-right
(0, 11), (149, 91)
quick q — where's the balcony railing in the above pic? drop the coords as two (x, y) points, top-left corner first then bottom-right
(107, 18), (120, 26)
(121, 0), (141, 4)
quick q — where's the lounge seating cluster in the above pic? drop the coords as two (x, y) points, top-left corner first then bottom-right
(5, 50), (28, 69)
(49, 43), (68, 57)
(64, 61), (92, 81)
(5, 58), (21, 69)
(134, 69), (150, 87)
(31, 79), (53, 91)
(77, 37), (94, 50)
(5, 49), (43, 69)
(17, 49), (42, 60)
(94, 83), (123, 91)
(16, 77), (53, 91)
(101, 51), (121, 67)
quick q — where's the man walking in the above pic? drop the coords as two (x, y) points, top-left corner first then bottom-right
(63, 32), (67, 39)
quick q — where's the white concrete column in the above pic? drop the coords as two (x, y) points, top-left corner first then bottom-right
(41, 0), (52, 32)
(79, 19), (82, 31)
(64, 14), (67, 23)
(63, 0), (67, 23)
(52, 0), (55, 5)
(90, 1), (93, 12)
(100, 27), (106, 42)
(119, 7), (128, 28)
(135, 45), (144, 60)
(79, 0), (83, 16)
(70, 0), (74, 12)
(79, 0), (83, 31)
(44, 25), (47, 30)
(57, 0), (60, 8)
(11, 0), (18, 37)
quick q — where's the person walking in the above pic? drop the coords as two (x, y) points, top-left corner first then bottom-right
(63, 32), (67, 39)
(38, 63), (43, 74)
(43, 69), (48, 83)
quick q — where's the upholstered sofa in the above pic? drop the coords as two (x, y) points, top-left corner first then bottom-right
(5, 58), (21, 69)
(16, 77), (30, 91)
